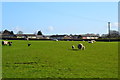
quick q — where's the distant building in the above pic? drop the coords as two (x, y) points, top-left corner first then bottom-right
(81, 34), (99, 39)
(63, 35), (72, 39)
(44, 35), (50, 39)
(36, 35), (44, 39)
(16, 34), (37, 39)
(70, 35), (82, 39)
(2, 30), (16, 38)
(50, 35), (66, 39)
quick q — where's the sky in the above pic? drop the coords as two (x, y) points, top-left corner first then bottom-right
(1, 2), (118, 35)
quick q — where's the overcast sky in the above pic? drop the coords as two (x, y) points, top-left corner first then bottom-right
(2, 2), (118, 35)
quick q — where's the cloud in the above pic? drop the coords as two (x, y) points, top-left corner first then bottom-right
(47, 26), (54, 32)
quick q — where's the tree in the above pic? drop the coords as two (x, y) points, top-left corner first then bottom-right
(17, 31), (23, 34)
(101, 30), (120, 38)
(101, 34), (108, 38)
(110, 30), (119, 38)
(78, 35), (82, 39)
(96, 34), (100, 37)
(3, 29), (11, 35)
(10, 31), (14, 35)
(37, 30), (42, 35)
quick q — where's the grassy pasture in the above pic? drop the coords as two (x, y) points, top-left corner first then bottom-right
(2, 40), (118, 78)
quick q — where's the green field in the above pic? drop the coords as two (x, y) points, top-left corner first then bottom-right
(2, 40), (118, 78)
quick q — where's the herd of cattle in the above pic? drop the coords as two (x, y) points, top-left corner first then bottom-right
(72, 40), (96, 50)
(2, 40), (96, 50)
(72, 43), (85, 50)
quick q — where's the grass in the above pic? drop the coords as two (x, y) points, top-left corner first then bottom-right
(2, 40), (118, 78)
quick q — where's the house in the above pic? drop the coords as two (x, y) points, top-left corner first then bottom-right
(81, 34), (99, 39)
(63, 35), (72, 39)
(36, 35), (44, 39)
(71, 35), (82, 39)
(2, 30), (16, 38)
(50, 35), (66, 40)
(15, 34), (37, 39)
(50, 34), (82, 40)
(44, 35), (50, 39)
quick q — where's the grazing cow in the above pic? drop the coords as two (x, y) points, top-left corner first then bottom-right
(92, 40), (96, 42)
(2, 41), (12, 46)
(28, 43), (31, 47)
(72, 45), (75, 49)
(78, 43), (85, 50)
(88, 41), (93, 43)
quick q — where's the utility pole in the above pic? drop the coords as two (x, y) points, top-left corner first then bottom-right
(108, 22), (110, 42)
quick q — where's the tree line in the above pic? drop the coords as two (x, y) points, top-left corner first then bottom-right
(0, 29), (120, 39)
(0, 30), (43, 35)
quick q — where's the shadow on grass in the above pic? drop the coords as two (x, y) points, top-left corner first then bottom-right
(14, 62), (37, 64)
(68, 49), (80, 51)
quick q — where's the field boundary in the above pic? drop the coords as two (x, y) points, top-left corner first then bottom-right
(1, 38), (120, 42)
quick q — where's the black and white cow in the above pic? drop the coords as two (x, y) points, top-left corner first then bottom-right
(72, 45), (75, 49)
(88, 40), (96, 43)
(2, 41), (12, 46)
(77, 43), (85, 50)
